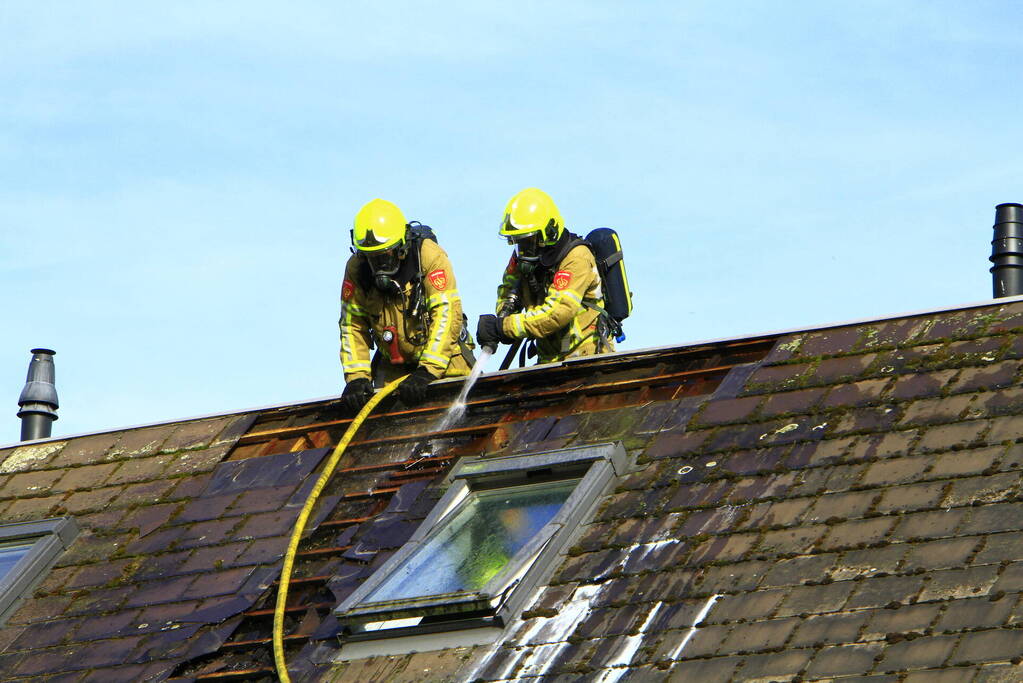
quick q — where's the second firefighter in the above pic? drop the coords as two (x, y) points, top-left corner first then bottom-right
(476, 187), (615, 364)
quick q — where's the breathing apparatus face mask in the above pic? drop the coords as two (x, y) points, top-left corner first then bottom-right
(508, 232), (541, 276)
(365, 246), (404, 295)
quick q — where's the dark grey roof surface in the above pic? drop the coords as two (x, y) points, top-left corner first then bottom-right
(3, 299), (1023, 681)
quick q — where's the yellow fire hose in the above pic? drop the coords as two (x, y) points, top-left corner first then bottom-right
(273, 375), (407, 683)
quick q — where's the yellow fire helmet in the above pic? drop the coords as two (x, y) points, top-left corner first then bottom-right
(352, 198), (408, 252)
(499, 187), (565, 246)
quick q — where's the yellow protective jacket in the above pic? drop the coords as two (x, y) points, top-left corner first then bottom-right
(496, 238), (613, 364)
(339, 238), (471, 384)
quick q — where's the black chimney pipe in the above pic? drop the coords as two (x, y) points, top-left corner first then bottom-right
(17, 349), (59, 441)
(990, 203), (1023, 298)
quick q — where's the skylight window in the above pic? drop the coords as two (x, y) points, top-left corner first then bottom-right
(335, 443), (626, 654)
(0, 518), (79, 624)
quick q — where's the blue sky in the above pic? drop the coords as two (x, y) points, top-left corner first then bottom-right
(2, 2), (1022, 441)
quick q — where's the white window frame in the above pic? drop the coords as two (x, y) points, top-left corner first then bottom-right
(334, 442), (627, 649)
(0, 517), (79, 623)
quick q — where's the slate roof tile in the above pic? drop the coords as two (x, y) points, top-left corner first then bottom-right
(760, 386), (827, 417)
(822, 378), (894, 409)
(846, 574), (926, 610)
(974, 386), (1023, 418)
(720, 616), (801, 655)
(698, 560), (773, 594)
(889, 369), (959, 401)
(961, 502), (1023, 535)
(175, 518), (244, 550)
(233, 509), (301, 540)
(849, 430), (918, 461)
(858, 317), (932, 349)
(757, 524), (828, 556)
(14, 645), (81, 676)
(974, 664), (1023, 682)
(124, 576), (196, 608)
(160, 418), (236, 453)
(806, 642), (885, 678)
(54, 530), (132, 567)
(54, 433), (120, 467)
(903, 537), (980, 571)
(135, 600), (205, 631)
(804, 489), (878, 524)
(822, 462), (872, 494)
(176, 543), (249, 574)
(918, 565), (1000, 602)
(893, 508), (968, 542)
(744, 362), (815, 394)
(76, 507), (131, 534)
(71, 609), (141, 641)
(935, 594), (1015, 632)
(740, 648), (816, 680)
(64, 585), (135, 617)
(930, 446), (1004, 479)
(105, 455), (173, 486)
(165, 472), (215, 501)
(916, 420), (990, 452)
(789, 610), (870, 648)
(952, 361), (1021, 394)
(116, 478), (178, 508)
(814, 353), (879, 384)
(180, 567), (254, 600)
(838, 545), (908, 579)
(975, 531), (1023, 565)
(876, 481), (947, 514)
(174, 494), (241, 524)
(663, 655), (741, 682)
(643, 429), (709, 461)
(819, 517), (896, 552)
(945, 471), (1020, 507)
(75, 634), (146, 668)
(900, 394), (977, 427)
(60, 486), (125, 515)
(63, 557), (133, 589)
(121, 526), (187, 557)
(33, 565), (80, 596)
(695, 396), (762, 426)
(0, 469), (63, 499)
(9, 618), (81, 651)
(0, 441), (66, 475)
(879, 634), (959, 671)
(232, 537), (286, 567)
(706, 590), (786, 625)
(982, 414), (1023, 445)
(799, 326), (867, 357)
(775, 581), (856, 617)
(162, 445), (232, 478)
(785, 437), (854, 470)
(665, 622), (730, 658)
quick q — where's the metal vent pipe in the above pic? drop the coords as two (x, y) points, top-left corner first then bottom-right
(17, 349), (59, 441)
(990, 203), (1023, 298)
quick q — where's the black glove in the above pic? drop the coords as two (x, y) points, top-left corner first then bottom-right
(477, 314), (514, 348)
(342, 378), (374, 413)
(399, 367), (435, 406)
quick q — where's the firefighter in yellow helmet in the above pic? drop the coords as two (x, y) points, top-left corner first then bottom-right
(476, 188), (613, 364)
(339, 199), (474, 411)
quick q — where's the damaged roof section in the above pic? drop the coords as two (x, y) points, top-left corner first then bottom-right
(3, 300), (1023, 680)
